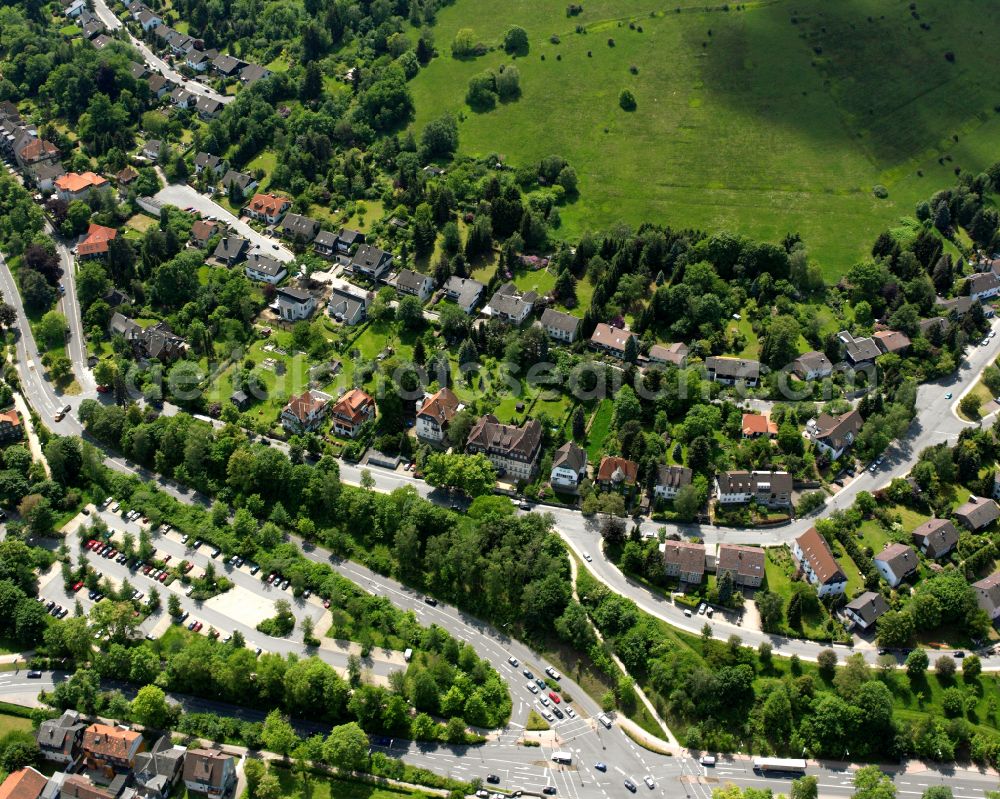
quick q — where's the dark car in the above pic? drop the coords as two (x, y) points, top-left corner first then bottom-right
(486, 775), (500, 784)
(423, 596), (438, 606)
(523, 669), (534, 680)
(624, 780), (637, 793)
(26, 670), (42, 679)
(542, 789), (557, 796)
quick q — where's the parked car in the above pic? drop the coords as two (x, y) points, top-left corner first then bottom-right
(507, 656), (519, 667)
(624, 780), (637, 793)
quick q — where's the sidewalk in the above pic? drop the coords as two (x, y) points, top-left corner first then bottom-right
(12, 392), (49, 477)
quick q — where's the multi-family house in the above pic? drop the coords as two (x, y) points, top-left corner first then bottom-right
(54, 172), (108, 202)
(416, 387), (461, 444)
(466, 415), (543, 482)
(967, 271), (1000, 302)
(77, 224), (118, 259)
(792, 527), (847, 597)
(662, 540), (706, 585)
(81, 723), (145, 773)
(182, 749), (237, 799)
(715, 544), (765, 588)
(549, 442), (587, 491)
(715, 470), (792, 508)
(540, 309), (580, 343)
(330, 389), (376, 438)
(596, 456), (638, 490)
(808, 409), (863, 460)
(245, 193), (290, 225)
(36, 710), (85, 766)
(281, 390), (331, 433)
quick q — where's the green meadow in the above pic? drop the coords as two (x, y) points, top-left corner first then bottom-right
(411, 0), (1000, 278)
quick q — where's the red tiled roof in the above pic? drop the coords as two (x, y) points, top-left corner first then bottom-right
(418, 387), (460, 426)
(596, 455), (638, 485)
(247, 193), (289, 217)
(55, 171), (107, 193)
(331, 389), (374, 426)
(284, 390), (328, 423)
(82, 723), (141, 760)
(0, 408), (21, 429)
(0, 768), (47, 799)
(741, 413), (776, 437)
(78, 223), (117, 256)
(19, 139), (58, 163)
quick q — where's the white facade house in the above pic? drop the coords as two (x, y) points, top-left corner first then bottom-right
(792, 527), (847, 598)
(275, 287), (315, 321)
(415, 388), (461, 443)
(873, 543), (918, 588)
(550, 442), (587, 490)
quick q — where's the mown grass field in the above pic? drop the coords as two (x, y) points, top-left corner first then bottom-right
(411, 0), (1000, 278)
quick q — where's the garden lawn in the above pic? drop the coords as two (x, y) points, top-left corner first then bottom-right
(261, 768), (437, 799)
(0, 712), (32, 736)
(410, 0), (1000, 278)
(585, 399), (613, 461)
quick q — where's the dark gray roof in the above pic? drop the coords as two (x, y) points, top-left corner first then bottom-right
(246, 252), (284, 277)
(552, 441), (586, 473)
(277, 286), (312, 303)
(540, 308), (580, 334)
(213, 236), (247, 262)
(845, 591), (889, 626)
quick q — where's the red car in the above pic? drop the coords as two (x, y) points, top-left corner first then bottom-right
(72, 581), (84, 592)
(158, 572), (168, 583)
(182, 562), (193, 573)
(143, 565), (153, 575)
(193, 621), (203, 632)
(96, 385), (110, 393)
(163, 555), (171, 563)
(548, 692), (561, 704)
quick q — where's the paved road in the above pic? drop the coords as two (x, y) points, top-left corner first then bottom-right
(155, 184), (295, 263)
(52, 226), (95, 393)
(90, 0), (231, 106)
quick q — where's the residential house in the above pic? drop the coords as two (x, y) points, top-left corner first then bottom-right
(136, 8), (161, 29)
(36, 710), (84, 765)
(64, 0), (86, 17)
(791, 350), (833, 381)
(715, 470), (792, 508)
(141, 140), (162, 161)
(182, 749), (237, 799)
(332, 228), (364, 254)
(741, 413), (777, 439)
(81, 723), (144, 772)
(28, 161), (65, 192)
(549, 441), (587, 491)
(109, 314), (186, 361)
(275, 287), (315, 321)
(715, 544), (765, 588)
(90, 32), (112, 49)
(647, 342), (688, 368)
(955, 496), (1000, 531)
(211, 54), (246, 79)
(974, 572), (1000, 620)
(190, 220), (222, 248)
(78, 224), (118, 259)
(327, 285), (370, 326)
(937, 295), (975, 317)
(967, 271), (1000, 302)
(466, 415), (543, 482)
(843, 591), (889, 631)
(60, 773), (132, 799)
(394, 269), (434, 302)
(55, 172), (108, 202)
(239, 64), (272, 86)
(18, 137), (59, 169)
(540, 309), (580, 343)
(220, 170), (257, 196)
(194, 152), (224, 175)
(792, 527), (847, 597)
(911, 518), (959, 559)
(195, 96), (224, 120)
(0, 768), (47, 799)
(169, 87), (194, 110)
(0, 408), (22, 444)
(873, 542), (918, 588)
(212, 237), (248, 267)
(245, 193), (290, 225)
(705, 356), (761, 387)
(485, 282), (536, 325)
(809, 408), (863, 460)
(416, 387), (462, 444)
(330, 388), (376, 438)
(147, 74), (172, 99)
(279, 212), (320, 243)
(873, 329), (911, 356)
(312, 231), (338, 259)
(662, 540), (706, 585)
(132, 736), (185, 799)
(115, 166), (138, 191)
(350, 244), (393, 282)
(244, 253), (286, 284)
(596, 455), (638, 490)
(589, 322), (635, 359)
(281, 389), (331, 433)
(838, 331), (880, 366)
(653, 464), (692, 502)
(443, 276), (484, 314)
(185, 49), (213, 72)
(919, 317), (949, 338)
(166, 31), (194, 55)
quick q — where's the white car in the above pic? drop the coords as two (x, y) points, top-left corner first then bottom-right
(539, 695), (550, 706)
(643, 776), (655, 790)
(583, 552), (592, 562)
(507, 656), (519, 667)
(527, 682), (539, 694)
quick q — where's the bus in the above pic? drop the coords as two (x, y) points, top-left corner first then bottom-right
(752, 758), (806, 775)
(551, 752), (573, 765)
